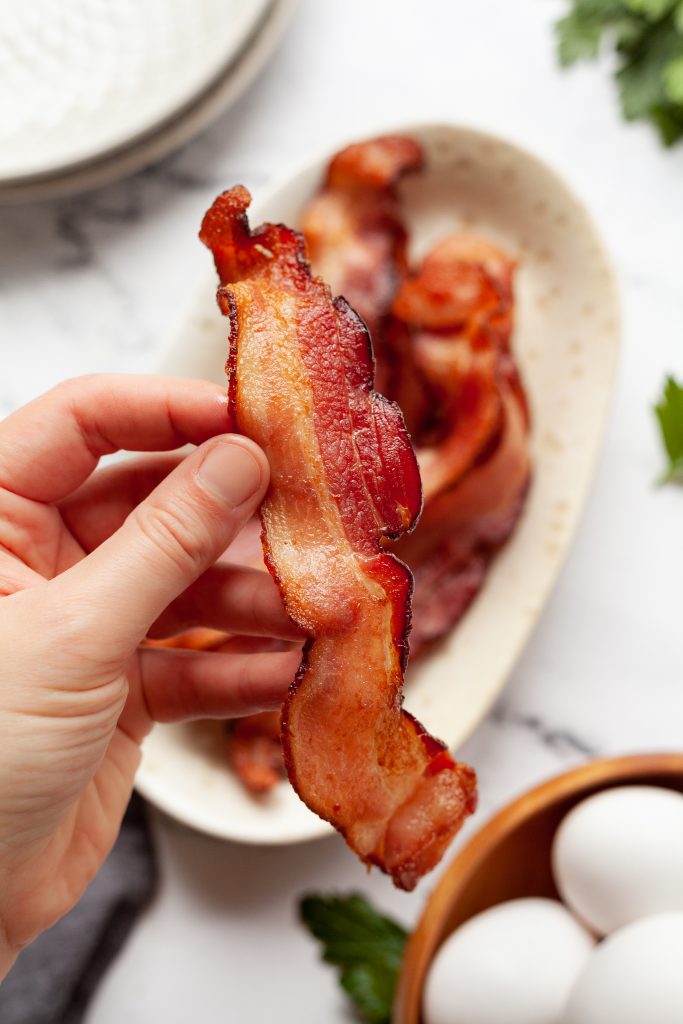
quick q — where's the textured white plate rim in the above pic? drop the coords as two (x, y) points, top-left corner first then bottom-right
(0, 0), (300, 204)
(136, 121), (620, 845)
(135, 751), (316, 843)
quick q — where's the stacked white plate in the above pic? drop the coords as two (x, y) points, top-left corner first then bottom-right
(0, 0), (298, 202)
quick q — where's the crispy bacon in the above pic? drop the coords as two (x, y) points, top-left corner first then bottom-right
(304, 160), (530, 660)
(226, 711), (286, 795)
(301, 135), (422, 400)
(200, 186), (476, 889)
(390, 235), (531, 655)
(144, 626), (227, 651)
(391, 235), (517, 498)
(399, 387), (530, 654)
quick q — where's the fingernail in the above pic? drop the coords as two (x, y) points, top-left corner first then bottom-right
(196, 440), (264, 508)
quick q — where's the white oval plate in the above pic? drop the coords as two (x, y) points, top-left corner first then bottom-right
(136, 123), (620, 845)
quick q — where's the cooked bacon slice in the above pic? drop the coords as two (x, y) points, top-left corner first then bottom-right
(390, 236), (530, 655)
(301, 135), (531, 659)
(405, 552), (488, 657)
(301, 135), (422, 400)
(226, 711), (286, 795)
(144, 626), (227, 651)
(301, 135), (421, 332)
(390, 235), (515, 493)
(399, 388), (530, 655)
(200, 186), (477, 889)
(392, 235), (515, 334)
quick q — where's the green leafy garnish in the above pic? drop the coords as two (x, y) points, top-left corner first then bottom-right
(654, 375), (683, 482)
(300, 893), (408, 1024)
(624, 0), (676, 19)
(556, 1), (683, 145)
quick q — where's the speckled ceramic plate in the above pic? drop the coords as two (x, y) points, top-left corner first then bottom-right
(136, 123), (620, 844)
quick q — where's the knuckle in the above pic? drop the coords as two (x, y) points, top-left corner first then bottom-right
(233, 659), (261, 715)
(49, 375), (96, 403)
(133, 497), (214, 578)
(47, 378), (76, 403)
(50, 376), (115, 457)
(163, 654), (206, 721)
(245, 574), (268, 633)
(0, 557), (38, 597)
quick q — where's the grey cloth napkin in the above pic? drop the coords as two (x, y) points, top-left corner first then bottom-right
(0, 795), (157, 1024)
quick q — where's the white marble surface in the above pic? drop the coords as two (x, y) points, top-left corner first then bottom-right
(2, 0), (683, 1020)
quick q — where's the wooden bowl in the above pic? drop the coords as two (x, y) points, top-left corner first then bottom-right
(394, 752), (683, 1024)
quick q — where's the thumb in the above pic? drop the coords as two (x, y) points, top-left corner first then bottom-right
(55, 434), (269, 656)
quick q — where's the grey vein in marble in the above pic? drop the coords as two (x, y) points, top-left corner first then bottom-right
(490, 703), (601, 759)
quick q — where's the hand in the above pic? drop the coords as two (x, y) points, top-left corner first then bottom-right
(0, 375), (302, 977)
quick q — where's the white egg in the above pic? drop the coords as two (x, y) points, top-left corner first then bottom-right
(552, 785), (683, 935)
(423, 897), (594, 1024)
(562, 912), (683, 1024)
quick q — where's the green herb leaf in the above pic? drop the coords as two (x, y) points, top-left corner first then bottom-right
(654, 375), (683, 482)
(651, 100), (683, 140)
(555, 1), (627, 65)
(614, 13), (653, 52)
(623, 0), (676, 20)
(556, 1), (683, 144)
(341, 964), (400, 1023)
(556, 11), (605, 64)
(575, 0), (626, 14)
(617, 17), (683, 117)
(649, 101), (683, 141)
(300, 893), (408, 1024)
(663, 51), (683, 97)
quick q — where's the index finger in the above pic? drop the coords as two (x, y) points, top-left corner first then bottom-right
(0, 374), (230, 502)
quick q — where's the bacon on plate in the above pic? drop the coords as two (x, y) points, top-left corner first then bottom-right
(300, 138), (532, 659)
(300, 135), (421, 342)
(226, 711), (286, 795)
(200, 185), (477, 889)
(301, 135), (422, 405)
(390, 235), (531, 655)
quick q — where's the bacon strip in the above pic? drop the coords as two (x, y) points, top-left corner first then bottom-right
(399, 388), (530, 655)
(200, 186), (476, 889)
(301, 135), (422, 404)
(226, 711), (286, 795)
(390, 236), (531, 655)
(392, 235), (514, 483)
(223, 162), (531, 793)
(301, 135), (421, 335)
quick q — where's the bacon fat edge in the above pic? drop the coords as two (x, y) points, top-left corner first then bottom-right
(200, 186), (477, 889)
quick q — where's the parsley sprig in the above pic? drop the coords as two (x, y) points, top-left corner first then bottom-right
(655, 375), (683, 482)
(557, 0), (683, 145)
(300, 893), (408, 1024)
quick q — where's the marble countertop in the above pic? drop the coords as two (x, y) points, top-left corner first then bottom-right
(2, 1), (682, 1020)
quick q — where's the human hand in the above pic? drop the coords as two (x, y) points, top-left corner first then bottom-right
(0, 375), (302, 977)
